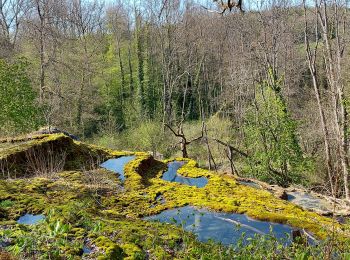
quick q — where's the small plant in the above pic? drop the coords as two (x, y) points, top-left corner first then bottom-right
(0, 200), (14, 208)
(25, 143), (66, 178)
(6, 210), (82, 258)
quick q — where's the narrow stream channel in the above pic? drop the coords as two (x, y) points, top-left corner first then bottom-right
(100, 156), (136, 182)
(162, 161), (208, 188)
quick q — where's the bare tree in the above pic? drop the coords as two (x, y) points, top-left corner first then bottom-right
(0, 0), (28, 57)
(303, 0), (335, 196)
(303, 0), (350, 200)
(33, 0), (51, 103)
(68, 0), (104, 134)
(164, 121), (204, 158)
(202, 0), (244, 14)
(317, 0), (350, 201)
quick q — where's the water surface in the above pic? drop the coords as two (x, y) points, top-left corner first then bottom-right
(144, 206), (293, 245)
(83, 245), (92, 254)
(100, 156), (136, 182)
(17, 214), (45, 225)
(162, 161), (208, 188)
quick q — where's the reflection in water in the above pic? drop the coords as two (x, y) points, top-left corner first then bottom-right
(162, 161), (208, 188)
(17, 214), (45, 225)
(100, 156), (136, 182)
(144, 206), (293, 245)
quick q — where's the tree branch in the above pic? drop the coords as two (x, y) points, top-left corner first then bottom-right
(164, 123), (183, 138)
(212, 138), (249, 158)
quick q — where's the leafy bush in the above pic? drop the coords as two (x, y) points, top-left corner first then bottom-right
(242, 79), (314, 186)
(93, 121), (172, 157)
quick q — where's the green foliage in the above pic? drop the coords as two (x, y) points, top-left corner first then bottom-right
(243, 79), (313, 186)
(7, 212), (80, 259)
(94, 121), (172, 157)
(0, 58), (41, 135)
(128, 121), (166, 154)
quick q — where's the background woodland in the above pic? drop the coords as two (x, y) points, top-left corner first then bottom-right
(1, 0), (350, 199)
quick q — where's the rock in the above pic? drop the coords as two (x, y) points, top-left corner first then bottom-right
(276, 190), (288, 200)
(33, 126), (79, 140)
(0, 240), (11, 248)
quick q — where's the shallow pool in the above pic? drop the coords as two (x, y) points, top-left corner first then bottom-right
(162, 161), (208, 188)
(17, 214), (45, 225)
(287, 191), (329, 212)
(144, 206), (293, 245)
(100, 156), (136, 182)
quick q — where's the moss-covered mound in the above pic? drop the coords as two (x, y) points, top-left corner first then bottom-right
(0, 135), (349, 259)
(0, 134), (128, 178)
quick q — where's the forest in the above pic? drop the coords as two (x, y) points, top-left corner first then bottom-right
(1, 0), (350, 259)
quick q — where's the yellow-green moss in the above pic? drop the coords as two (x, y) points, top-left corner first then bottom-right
(0, 134), (66, 159)
(120, 243), (144, 259)
(124, 155), (166, 191)
(0, 134), (131, 178)
(1, 137), (349, 259)
(117, 156), (341, 239)
(94, 236), (124, 259)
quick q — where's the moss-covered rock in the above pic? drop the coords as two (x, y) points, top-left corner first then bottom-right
(0, 134), (117, 178)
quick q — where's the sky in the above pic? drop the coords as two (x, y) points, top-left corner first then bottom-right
(102, 0), (307, 11)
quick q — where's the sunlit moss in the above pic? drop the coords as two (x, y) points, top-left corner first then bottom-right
(0, 136), (349, 258)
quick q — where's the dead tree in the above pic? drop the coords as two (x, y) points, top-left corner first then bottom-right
(202, 0), (244, 14)
(303, 0), (335, 197)
(317, 0), (350, 201)
(0, 0), (28, 57)
(212, 138), (248, 176)
(164, 122), (204, 158)
(203, 123), (217, 171)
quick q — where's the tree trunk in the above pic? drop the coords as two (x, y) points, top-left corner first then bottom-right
(318, 2), (349, 200)
(303, 2), (335, 196)
(117, 42), (125, 98)
(181, 141), (188, 158)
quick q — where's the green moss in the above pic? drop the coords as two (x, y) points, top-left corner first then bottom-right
(0, 134), (128, 178)
(0, 134), (66, 160)
(124, 155), (166, 191)
(122, 157), (340, 239)
(0, 136), (349, 259)
(94, 236), (124, 259)
(121, 243), (144, 259)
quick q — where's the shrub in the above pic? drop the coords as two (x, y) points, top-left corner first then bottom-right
(0, 58), (41, 136)
(242, 79), (313, 186)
